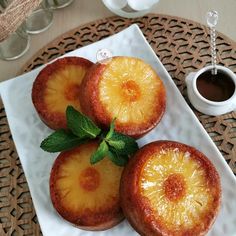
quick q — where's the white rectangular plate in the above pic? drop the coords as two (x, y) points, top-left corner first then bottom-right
(0, 25), (236, 236)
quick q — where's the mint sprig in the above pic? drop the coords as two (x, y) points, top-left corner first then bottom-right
(108, 150), (129, 167)
(40, 106), (139, 166)
(66, 106), (101, 138)
(90, 141), (108, 164)
(40, 130), (85, 152)
(107, 132), (138, 155)
(105, 118), (116, 140)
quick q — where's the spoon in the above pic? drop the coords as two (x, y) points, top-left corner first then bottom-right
(206, 10), (219, 75)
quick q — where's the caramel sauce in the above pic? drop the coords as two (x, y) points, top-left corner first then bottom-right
(196, 70), (235, 102)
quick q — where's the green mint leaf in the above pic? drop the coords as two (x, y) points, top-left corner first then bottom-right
(90, 141), (108, 165)
(107, 139), (125, 150)
(107, 150), (128, 166)
(66, 106), (101, 139)
(106, 118), (116, 140)
(40, 130), (84, 152)
(108, 132), (138, 155)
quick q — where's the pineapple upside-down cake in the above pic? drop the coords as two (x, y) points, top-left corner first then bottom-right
(32, 57), (93, 130)
(50, 141), (124, 230)
(120, 141), (221, 236)
(79, 56), (166, 138)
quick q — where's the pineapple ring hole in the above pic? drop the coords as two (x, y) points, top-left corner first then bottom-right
(64, 83), (80, 101)
(79, 167), (100, 191)
(163, 173), (186, 202)
(121, 80), (141, 102)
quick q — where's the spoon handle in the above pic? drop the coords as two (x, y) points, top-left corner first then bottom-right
(206, 10), (219, 75)
(210, 26), (217, 75)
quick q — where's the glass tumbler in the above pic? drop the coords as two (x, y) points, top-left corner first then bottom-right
(46, 0), (74, 9)
(25, 0), (53, 34)
(0, 23), (30, 60)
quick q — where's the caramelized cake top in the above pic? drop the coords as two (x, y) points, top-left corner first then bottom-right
(50, 141), (124, 230)
(32, 57), (93, 129)
(99, 57), (165, 127)
(120, 141), (221, 236)
(79, 56), (166, 138)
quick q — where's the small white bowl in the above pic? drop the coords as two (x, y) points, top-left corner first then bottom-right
(102, 0), (159, 18)
(185, 65), (236, 116)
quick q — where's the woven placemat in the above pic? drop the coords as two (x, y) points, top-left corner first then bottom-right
(0, 14), (236, 236)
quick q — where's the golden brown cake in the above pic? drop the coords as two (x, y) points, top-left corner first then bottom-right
(79, 56), (166, 138)
(32, 57), (93, 130)
(50, 141), (124, 230)
(120, 141), (221, 236)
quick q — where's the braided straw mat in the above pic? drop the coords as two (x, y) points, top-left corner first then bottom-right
(0, 0), (42, 42)
(0, 14), (236, 235)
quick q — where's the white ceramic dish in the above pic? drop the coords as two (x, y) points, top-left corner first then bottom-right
(102, 0), (158, 18)
(0, 25), (236, 236)
(186, 65), (236, 116)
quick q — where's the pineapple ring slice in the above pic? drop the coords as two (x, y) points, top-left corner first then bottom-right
(120, 141), (221, 236)
(32, 57), (93, 130)
(79, 56), (166, 138)
(50, 141), (124, 230)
